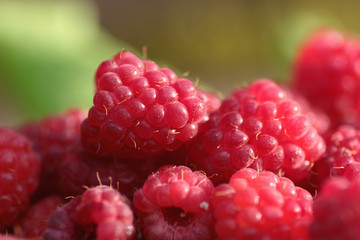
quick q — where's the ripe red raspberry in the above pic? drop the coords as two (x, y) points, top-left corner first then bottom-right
(197, 90), (221, 114)
(21, 109), (86, 197)
(211, 168), (313, 240)
(58, 142), (156, 200)
(196, 90), (221, 134)
(0, 128), (40, 229)
(313, 125), (360, 185)
(310, 177), (360, 240)
(81, 51), (217, 158)
(133, 165), (215, 240)
(42, 186), (134, 240)
(190, 79), (326, 184)
(293, 29), (360, 129)
(286, 90), (330, 135)
(13, 196), (63, 238)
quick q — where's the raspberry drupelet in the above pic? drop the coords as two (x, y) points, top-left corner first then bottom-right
(190, 79), (326, 184)
(81, 51), (218, 159)
(14, 196), (63, 238)
(313, 125), (360, 184)
(211, 168), (313, 240)
(285, 90), (330, 135)
(133, 165), (215, 240)
(309, 177), (360, 240)
(21, 109), (86, 153)
(293, 29), (360, 129)
(57, 142), (157, 200)
(42, 186), (135, 240)
(21, 109), (86, 197)
(0, 128), (40, 230)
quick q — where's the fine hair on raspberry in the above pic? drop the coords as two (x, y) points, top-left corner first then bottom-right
(42, 185), (135, 240)
(133, 165), (215, 240)
(81, 51), (218, 159)
(189, 79), (326, 184)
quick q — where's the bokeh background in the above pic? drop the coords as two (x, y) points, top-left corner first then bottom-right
(0, 0), (359, 126)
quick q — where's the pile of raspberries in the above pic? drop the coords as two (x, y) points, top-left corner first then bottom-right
(2, 28), (360, 240)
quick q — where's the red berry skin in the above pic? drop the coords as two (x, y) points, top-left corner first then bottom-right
(21, 109), (86, 198)
(13, 196), (63, 238)
(58, 142), (157, 200)
(286, 90), (331, 135)
(311, 125), (360, 187)
(293, 29), (360, 129)
(310, 177), (360, 240)
(133, 165), (215, 240)
(211, 168), (312, 240)
(0, 128), (40, 229)
(82, 51), (219, 159)
(190, 79), (326, 184)
(42, 186), (135, 240)
(0, 236), (28, 240)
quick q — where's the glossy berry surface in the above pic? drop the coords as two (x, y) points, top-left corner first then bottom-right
(81, 51), (217, 159)
(211, 168), (313, 240)
(42, 186), (134, 240)
(314, 125), (360, 184)
(293, 29), (360, 129)
(14, 196), (63, 238)
(286, 90), (330, 135)
(21, 109), (86, 197)
(190, 79), (326, 183)
(310, 177), (360, 240)
(0, 128), (40, 229)
(133, 165), (215, 240)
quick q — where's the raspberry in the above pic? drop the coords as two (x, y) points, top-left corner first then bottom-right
(0, 236), (28, 240)
(293, 29), (360, 129)
(313, 125), (360, 184)
(196, 90), (221, 133)
(81, 51), (217, 158)
(309, 177), (360, 240)
(42, 186), (135, 240)
(58, 142), (156, 200)
(13, 196), (63, 238)
(190, 79), (326, 184)
(0, 128), (40, 229)
(286, 90), (330, 135)
(21, 109), (86, 197)
(211, 168), (313, 240)
(133, 165), (215, 240)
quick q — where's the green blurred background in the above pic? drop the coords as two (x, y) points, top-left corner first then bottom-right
(0, 0), (359, 127)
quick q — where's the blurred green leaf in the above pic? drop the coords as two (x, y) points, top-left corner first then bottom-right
(275, 11), (341, 79)
(0, 0), (137, 123)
